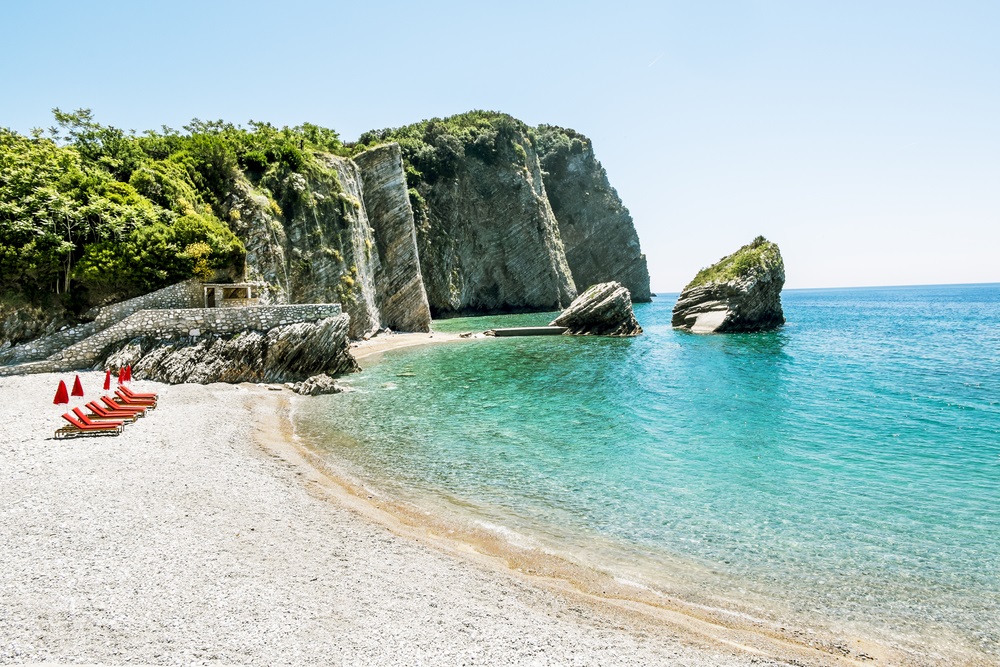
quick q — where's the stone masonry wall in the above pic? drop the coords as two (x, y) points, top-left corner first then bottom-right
(91, 279), (205, 328)
(40, 304), (341, 372)
(0, 321), (99, 367)
(0, 280), (206, 367)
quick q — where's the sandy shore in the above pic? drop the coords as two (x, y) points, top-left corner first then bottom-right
(349, 331), (473, 365)
(0, 366), (894, 666)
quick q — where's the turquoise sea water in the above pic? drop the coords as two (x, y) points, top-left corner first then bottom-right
(296, 284), (1000, 662)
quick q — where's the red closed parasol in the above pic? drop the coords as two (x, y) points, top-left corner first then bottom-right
(117, 368), (125, 385)
(103, 369), (111, 390)
(124, 365), (132, 382)
(71, 375), (84, 397)
(53, 380), (69, 405)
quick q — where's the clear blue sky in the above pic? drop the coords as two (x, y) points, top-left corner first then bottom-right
(2, 0), (997, 291)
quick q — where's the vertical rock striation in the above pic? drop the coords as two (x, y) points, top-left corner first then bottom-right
(535, 126), (651, 302)
(225, 156), (382, 339)
(671, 236), (785, 334)
(354, 144), (432, 332)
(412, 129), (577, 315)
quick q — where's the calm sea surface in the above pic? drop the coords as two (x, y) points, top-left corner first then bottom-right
(296, 284), (1000, 661)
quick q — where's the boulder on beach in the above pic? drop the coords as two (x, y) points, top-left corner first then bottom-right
(549, 282), (642, 336)
(672, 236), (785, 334)
(286, 373), (345, 396)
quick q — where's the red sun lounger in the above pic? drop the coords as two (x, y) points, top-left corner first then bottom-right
(101, 395), (147, 415)
(119, 386), (158, 400)
(86, 401), (141, 422)
(55, 412), (124, 439)
(73, 407), (129, 428)
(114, 390), (156, 409)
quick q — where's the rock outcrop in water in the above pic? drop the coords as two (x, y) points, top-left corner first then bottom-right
(101, 314), (359, 384)
(671, 236), (785, 334)
(550, 282), (642, 336)
(535, 126), (651, 303)
(286, 373), (345, 396)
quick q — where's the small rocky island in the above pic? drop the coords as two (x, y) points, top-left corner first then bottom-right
(672, 236), (785, 334)
(550, 282), (642, 336)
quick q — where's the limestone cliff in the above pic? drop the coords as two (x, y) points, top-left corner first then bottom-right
(535, 126), (651, 302)
(354, 144), (432, 332)
(405, 124), (577, 315)
(225, 156), (381, 339)
(671, 236), (785, 333)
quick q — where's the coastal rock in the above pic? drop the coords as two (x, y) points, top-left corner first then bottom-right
(671, 236), (785, 334)
(105, 314), (360, 384)
(535, 126), (651, 302)
(549, 282), (642, 336)
(225, 157), (381, 339)
(355, 144), (433, 333)
(410, 126), (577, 315)
(286, 373), (344, 396)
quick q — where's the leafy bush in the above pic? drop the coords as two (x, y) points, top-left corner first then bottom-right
(685, 236), (780, 290)
(2, 109), (355, 314)
(353, 110), (532, 186)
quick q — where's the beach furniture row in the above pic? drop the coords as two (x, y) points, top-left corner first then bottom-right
(55, 386), (159, 439)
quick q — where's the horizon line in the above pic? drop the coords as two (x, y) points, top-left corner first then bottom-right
(650, 280), (1000, 296)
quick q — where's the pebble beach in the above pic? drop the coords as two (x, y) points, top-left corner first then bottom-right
(1, 368), (887, 666)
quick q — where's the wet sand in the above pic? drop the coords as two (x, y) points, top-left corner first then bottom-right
(0, 366), (904, 666)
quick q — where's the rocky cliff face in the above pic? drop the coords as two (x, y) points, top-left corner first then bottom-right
(550, 281), (642, 336)
(671, 237), (785, 334)
(535, 126), (651, 303)
(102, 314), (359, 384)
(225, 156), (381, 339)
(410, 129), (577, 315)
(354, 144), (432, 332)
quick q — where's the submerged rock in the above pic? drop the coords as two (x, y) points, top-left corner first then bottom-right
(102, 314), (360, 384)
(549, 282), (642, 336)
(672, 236), (785, 334)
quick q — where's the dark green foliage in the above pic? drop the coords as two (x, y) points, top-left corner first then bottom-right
(50, 108), (146, 182)
(0, 127), (161, 301)
(685, 236), (781, 290)
(354, 110), (532, 186)
(534, 124), (591, 180)
(0, 108), (358, 317)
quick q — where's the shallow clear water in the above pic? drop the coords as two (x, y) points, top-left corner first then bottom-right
(297, 284), (1000, 660)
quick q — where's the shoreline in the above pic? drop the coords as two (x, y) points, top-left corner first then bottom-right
(0, 366), (936, 665)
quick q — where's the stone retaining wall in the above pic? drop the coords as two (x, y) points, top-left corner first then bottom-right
(91, 279), (204, 328)
(0, 280), (206, 366)
(0, 321), (99, 366)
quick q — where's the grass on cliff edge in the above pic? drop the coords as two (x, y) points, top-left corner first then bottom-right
(684, 236), (782, 290)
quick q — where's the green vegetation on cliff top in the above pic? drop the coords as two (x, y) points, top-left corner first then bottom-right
(1, 108), (591, 335)
(684, 236), (782, 290)
(0, 109), (353, 319)
(354, 110), (532, 187)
